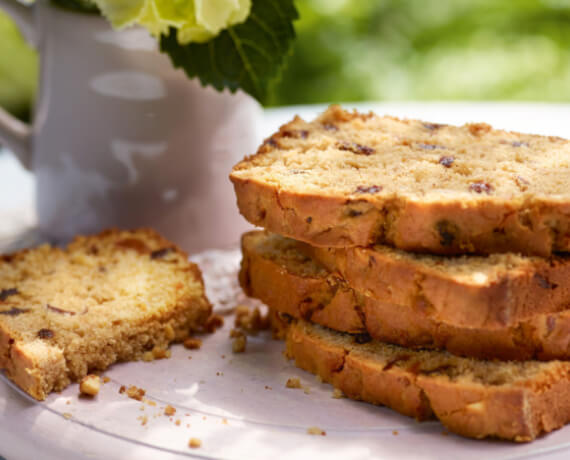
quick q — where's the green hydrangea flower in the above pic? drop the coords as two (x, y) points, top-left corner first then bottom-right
(93, 0), (251, 43)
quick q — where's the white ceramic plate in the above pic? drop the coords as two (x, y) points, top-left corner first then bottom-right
(2, 103), (570, 459)
(2, 248), (570, 460)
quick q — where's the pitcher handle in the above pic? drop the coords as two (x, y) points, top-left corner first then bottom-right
(0, 0), (35, 170)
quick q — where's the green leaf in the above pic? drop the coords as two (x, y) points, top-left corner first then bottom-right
(160, 0), (298, 103)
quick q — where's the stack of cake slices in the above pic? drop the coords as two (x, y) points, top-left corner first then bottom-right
(230, 105), (570, 442)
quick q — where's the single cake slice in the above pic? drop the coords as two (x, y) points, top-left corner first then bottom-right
(304, 239), (570, 329)
(282, 318), (570, 442)
(230, 105), (570, 256)
(240, 231), (570, 360)
(0, 228), (212, 400)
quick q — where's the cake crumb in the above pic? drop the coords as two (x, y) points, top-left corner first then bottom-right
(234, 305), (250, 320)
(229, 328), (243, 338)
(265, 385), (272, 390)
(164, 324), (176, 341)
(63, 413), (72, 420)
(119, 385), (126, 394)
(332, 388), (344, 399)
(286, 378), (302, 389)
(307, 426), (326, 436)
(66, 400), (71, 405)
(142, 346), (171, 361)
(183, 337), (202, 350)
(138, 415), (148, 426)
(152, 347), (171, 360)
(222, 418), (228, 425)
(188, 438), (202, 449)
(392, 430), (399, 436)
(303, 386), (311, 395)
(145, 399), (157, 407)
(164, 405), (177, 416)
(234, 306), (269, 335)
(175, 419), (181, 426)
(204, 313), (224, 333)
(102, 376), (111, 384)
(232, 335), (247, 353)
(79, 374), (101, 397)
(125, 385), (146, 401)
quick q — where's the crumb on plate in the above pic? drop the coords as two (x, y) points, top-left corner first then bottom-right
(79, 374), (101, 397)
(183, 337), (202, 350)
(307, 426), (326, 436)
(286, 378), (302, 389)
(232, 335), (247, 353)
(189, 438), (202, 448)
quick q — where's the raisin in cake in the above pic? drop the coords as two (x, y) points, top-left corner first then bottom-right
(230, 105), (570, 256)
(0, 228), (212, 400)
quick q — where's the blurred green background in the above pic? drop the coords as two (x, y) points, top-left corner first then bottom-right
(2, 0), (570, 119)
(0, 9), (37, 120)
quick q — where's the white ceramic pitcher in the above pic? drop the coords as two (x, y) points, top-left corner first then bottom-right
(0, 0), (260, 253)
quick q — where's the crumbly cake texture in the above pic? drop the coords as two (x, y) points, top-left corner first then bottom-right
(230, 105), (570, 256)
(240, 231), (570, 360)
(0, 229), (212, 400)
(283, 319), (570, 442)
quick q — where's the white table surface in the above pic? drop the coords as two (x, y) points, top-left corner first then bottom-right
(1, 102), (570, 460)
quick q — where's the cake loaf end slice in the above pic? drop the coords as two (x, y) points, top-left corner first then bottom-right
(0, 228), (212, 400)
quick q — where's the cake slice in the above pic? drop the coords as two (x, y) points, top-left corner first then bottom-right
(230, 105), (570, 256)
(0, 228), (212, 400)
(304, 239), (570, 329)
(283, 318), (570, 442)
(240, 231), (570, 360)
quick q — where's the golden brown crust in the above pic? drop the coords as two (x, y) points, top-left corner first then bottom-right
(284, 320), (570, 442)
(230, 106), (570, 256)
(0, 228), (212, 400)
(240, 231), (570, 360)
(305, 243), (570, 329)
(231, 175), (570, 256)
